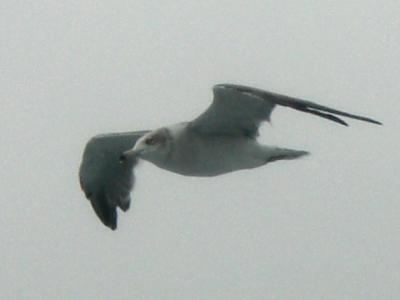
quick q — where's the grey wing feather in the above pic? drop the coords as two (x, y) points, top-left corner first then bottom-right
(79, 130), (148, 230)
(189, 84), (381, 137)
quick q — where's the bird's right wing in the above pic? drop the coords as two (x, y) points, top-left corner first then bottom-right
(79, 131), (148, 230)
(189, 84), (381, 138)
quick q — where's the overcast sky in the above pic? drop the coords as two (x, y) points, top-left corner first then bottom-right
(1, 1), (399, 299)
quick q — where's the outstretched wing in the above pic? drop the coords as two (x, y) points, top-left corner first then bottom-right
(189, 84), (381, 137)
(79, 131), (148, 230)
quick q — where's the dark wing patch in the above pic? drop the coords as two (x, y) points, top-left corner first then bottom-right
(79, 131), (148, 230)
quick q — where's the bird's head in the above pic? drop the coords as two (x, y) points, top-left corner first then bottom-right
(120, 128), (171, 162)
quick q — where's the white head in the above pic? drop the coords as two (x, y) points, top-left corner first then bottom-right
(120, 128), (171, 162)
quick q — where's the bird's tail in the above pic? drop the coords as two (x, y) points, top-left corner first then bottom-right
(267, 147), (310, 163)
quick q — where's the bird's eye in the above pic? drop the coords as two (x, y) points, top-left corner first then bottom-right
(145, 137), (156, 145)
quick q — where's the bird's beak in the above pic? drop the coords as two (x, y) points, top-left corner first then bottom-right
(119, 148), (143, 163)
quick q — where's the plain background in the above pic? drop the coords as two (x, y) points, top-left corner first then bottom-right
(1, 1), (399, 299)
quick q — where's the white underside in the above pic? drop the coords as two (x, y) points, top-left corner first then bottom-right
(142, 123), (272, 177)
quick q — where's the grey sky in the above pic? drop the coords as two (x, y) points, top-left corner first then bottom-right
(1, 1), (399, 299)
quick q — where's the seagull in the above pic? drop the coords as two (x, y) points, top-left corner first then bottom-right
(79, 84), (381, 230)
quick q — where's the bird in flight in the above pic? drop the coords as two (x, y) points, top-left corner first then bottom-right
(79, 84), (381, 230)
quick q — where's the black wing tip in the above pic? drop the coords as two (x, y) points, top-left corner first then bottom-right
(325, 116), (383, 127)
(334, 117), (349, 126)
(89, 194), (118, 230)
(103, 219), (117, 230)
(347, 114), (382, 125)
(100, 210), (118, 230)
(346, 117), (382, 126)
(108, 222), (117, 230)
(368, 119), (383, 125)
(324, 114), (382, 126)
(303, 107), (382, 127)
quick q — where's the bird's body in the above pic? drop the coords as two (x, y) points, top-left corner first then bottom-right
(137, 122), (307, 177)
(79, 83), (381, 229)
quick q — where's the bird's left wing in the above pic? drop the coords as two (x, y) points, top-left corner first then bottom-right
(79, 131), (148, 230)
